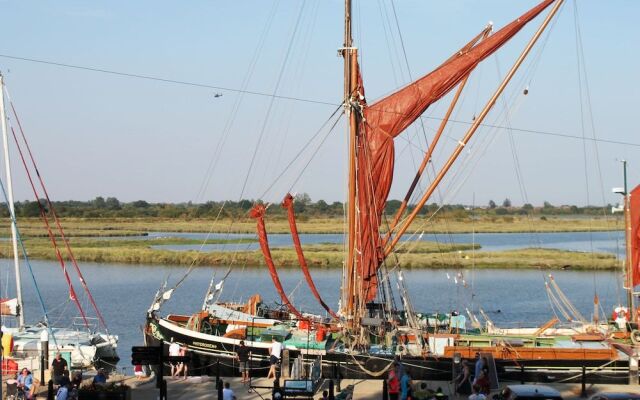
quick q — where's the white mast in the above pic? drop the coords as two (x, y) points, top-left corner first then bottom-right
(0, 73), (25, 329)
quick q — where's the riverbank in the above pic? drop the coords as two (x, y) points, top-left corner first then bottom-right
(0, 236), (618, 270)
(0, 215), (621, 236)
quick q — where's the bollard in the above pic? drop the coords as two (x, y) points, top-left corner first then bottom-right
(328, 379), (335, 400)
(520, 365), (525, 384)
(216, 359), (221, 387)
(272, 373), (282, 400)
(581, 365), (587, 398)
(382, 378), (389, 400)
(161, 379), (167, 400)
(41, 330), (49, 384)
(217, 379), (223, 400)
(47, 379), (54, 400)
(40, 355), (46, 383)
(336, 361), (341, 392)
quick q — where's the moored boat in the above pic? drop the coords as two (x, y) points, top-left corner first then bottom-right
(145, 0), (631, 384)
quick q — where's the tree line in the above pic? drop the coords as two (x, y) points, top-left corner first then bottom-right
(0, 195), (614, 219)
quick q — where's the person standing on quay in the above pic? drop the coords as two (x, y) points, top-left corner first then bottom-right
(267, 338), (282, 380)
(50, 352), (68, 385)
(168, 338), (181, 378)
(236, 340), (251, 383)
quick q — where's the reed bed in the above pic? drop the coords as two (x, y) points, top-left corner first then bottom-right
(0, 215), (621, 236)
(0, 236), (619, 270)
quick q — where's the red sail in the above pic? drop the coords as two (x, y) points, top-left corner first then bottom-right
(250, 204), (304, 319)
(355, 0), (556, 301)
(630, 185), (640, 287)
(282, 194), (339, 320)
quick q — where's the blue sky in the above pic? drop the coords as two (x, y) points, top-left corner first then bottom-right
(0, 1), (638, 207)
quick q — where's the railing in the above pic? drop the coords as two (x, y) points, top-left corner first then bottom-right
(72, 316), (99, 332)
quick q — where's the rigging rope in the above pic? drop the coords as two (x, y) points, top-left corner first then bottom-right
(8, 100), (108, 331)
(7, 124), (90, 328)
(0, 176), (59, 346)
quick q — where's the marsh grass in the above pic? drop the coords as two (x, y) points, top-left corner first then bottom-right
(0, 215), (620, 236)
(0, 234), (618, 270)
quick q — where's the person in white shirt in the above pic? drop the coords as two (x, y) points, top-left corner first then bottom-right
(468, 384), (487, 400)
(222, 382), (236, 400)
(267, 338), (282, 379)
(168, 338), (181, 378)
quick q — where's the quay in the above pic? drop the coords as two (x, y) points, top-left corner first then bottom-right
(59, 376), (639, 400)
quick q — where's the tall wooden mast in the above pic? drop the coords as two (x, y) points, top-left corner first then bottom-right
(341, 0), (359, 321)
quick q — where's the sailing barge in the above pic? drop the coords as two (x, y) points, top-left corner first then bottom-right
(145, 0), (632, 384)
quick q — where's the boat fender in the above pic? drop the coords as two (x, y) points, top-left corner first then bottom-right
(632, 330), (640, 345)
(630, 329), (640, 345)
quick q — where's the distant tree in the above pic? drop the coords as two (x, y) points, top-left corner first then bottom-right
(543, 201), (554, 209)
(132, 200), (150, 208)
(315, 200), (329, 213)
(488, 200), (496, 209)
(105, 197), (121, 210)
(296, 193), (311, 205)
(502, 198), (512, 208)
(385, 199), (402, 214)
(20, 200), (42, 217)
(522, 203), (534, 211)
(238, 199), (253, 210)
(93, 196), (106, 209)
(294, 193), (311, 214)
(495, 207), (508, 215)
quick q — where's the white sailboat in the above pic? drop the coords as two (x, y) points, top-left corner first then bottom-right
(0, 72), (118, 370)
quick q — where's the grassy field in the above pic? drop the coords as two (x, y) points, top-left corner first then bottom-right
(0, 215), (622, 236)
(0, 234), (619, 270)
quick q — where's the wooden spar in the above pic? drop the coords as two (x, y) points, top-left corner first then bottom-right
(384, 77), (469, 242)
(384, 0), (565, 258)
(342, 0), (358, 321)
(384, 27), (491, 242)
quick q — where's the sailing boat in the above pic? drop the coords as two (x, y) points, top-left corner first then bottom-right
(0, 73), (118, 369)
(606, 162), (640, 346)
(145, 0), (628, 383)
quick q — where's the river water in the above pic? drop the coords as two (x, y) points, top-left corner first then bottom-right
(148, 230), (625, 257)
(0, 230), (628, 373)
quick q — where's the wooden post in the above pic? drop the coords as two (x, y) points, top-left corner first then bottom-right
(336, 361), (342, 392)
(629, 354), (639, 385)
(282, 350), (290, 378)
(382, 378), (389, 400)
(216, 359), (220, 388)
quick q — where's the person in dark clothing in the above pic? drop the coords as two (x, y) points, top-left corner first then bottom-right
(50, 353), (68, 385)
(455, 360), (472, 395)
(71, 371), (83, 388)
(236, 340), (251, 383)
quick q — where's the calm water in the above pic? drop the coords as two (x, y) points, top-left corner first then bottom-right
(0, 230), (627, 372)
(149, 230), (625, 257)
